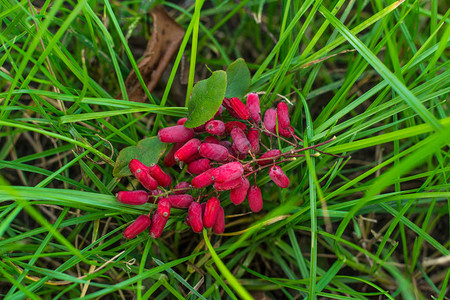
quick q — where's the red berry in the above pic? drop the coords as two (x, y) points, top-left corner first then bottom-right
(230, 177), (249, 205)
(230, 97), (250, 120)
(231, 144), (246, 159)
(225, 121), (247, 134)
(148, 189), (163, 202)
(191, 168), (215, 188)
(277, 102), (290, 129)
(177, 118), (187, 125)
(188, 202), (203, 233)
(246, 93), (261, 123)
(148, 164), (172, 187)
(167, 194), (194, 208)
(158, 125), (194, 143)
(213, 206), (225, 234)
(129, 159), (147, 176)
(203, 136), (220, 144)
(184, 152), (202, 164)
(149, 212), (168, 239)
(203, 197), (220, 228)
(231, 127), (251, 154)
(211, 162), (244, 183)
(257, 149), (282, 166)
(247, 129), (260, 154)
(264, 108), (277, 134)
(188, 158), (211, 174)
(174, 181), (190, 194)
(269, 165), (290, 188)
(247, 185), (263, 212)
(222, 97), (241, 119)
(174, 138), (201, 162)
(199, 143), (229, 162)
(278, 125), (293, 138)
(116, 190), (148, 205)
(157, 197), (171, 218)
(135, 169), (158, 190)
(123, 215), (151, 239)
(214, 176), (244, 191)
(164, 143), (183, 167)
(205, 120), (226, 136)
(193, 124), (206, 133)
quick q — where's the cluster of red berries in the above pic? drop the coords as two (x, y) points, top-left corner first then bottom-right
(117, 93), (337, 240)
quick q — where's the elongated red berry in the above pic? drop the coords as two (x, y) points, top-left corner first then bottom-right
(148, 164), (172, 187)
(123, 215), (151, 239)
(225, 121), (247, 134)
(167, 194), (194, 208)
(230, 177), (249, 205)
(129, 159), (147, 175)
(148, 189), (163, 202)
(203, 136), (220, 144)
(213, 206), (225, 234)
(157, 197), (171, 218)
(135, 169), (158, 190)
(158, 125), (194, 143)
(205, 120), (226, 136)
(230, 97), (250, 120)
(203, 197), (220, 228)
(184, 152), (202, 164)
(247, 93), (261, 123)
(212, 162), (244, 183)
(116, 190), (148, 205)
(174, 138), (201, 162)
(191, 168), (215, 188)
(231, 127), (251, 154)
(149, 212), (168, 238)
(199, 143), (229, 162)
(248, 185), (263, 212)
(269, 165), (290, 188)
(164, 143), (183, 167)
(277, 102), (290, 129)
(264, 108), (277, 134)
(174, 181), (190, 194)
(222, 97), (241, 119)
(247, 129), (260, 154)
(278, 125), (294, 138)
(231, 144), (248, 159)
(177, 118), (187, 125)
(214, 176), (244, 191)
(188, 202), (203, 233)
(188, 158), (211, 174)
(215, 105), (223, 117)
(258, 150), (282, 166)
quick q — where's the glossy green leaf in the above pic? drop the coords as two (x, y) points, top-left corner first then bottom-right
(225, 58), (251, 99)
(113, 137), (167, 177)
(184, 70), (227, 128)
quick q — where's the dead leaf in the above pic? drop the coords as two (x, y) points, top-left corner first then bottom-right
(119, 5), (185, 102)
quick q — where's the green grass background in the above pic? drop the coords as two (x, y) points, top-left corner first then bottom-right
(0, 0), (449, 299)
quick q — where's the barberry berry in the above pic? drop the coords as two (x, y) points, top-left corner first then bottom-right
(199, 143), (229, 162)
(203, 197), (220, 228)
(188, 158), (211, 174)
(167, 194), (194, 208)
(163, 143), (183, 167)
(158, 125), (194, 143)
(230, 177), (249, 205)
(213, 206), (225, 234)
(188, 202), (203, 233)
(247, 129), (260, 154)
(247, 185), (263, 212)
(191, 168), (215, 188)
(149, 212), (168, 239)
(123, 215), (151, 239)
(211, 161), (244, 183)
(116, 190), (148, 205)
(269, 165), (290, 188)
(231, 127), (251, 154)
(263, 108), (277, 134)
(229, 97), (250, 120)
(258, 149), (282, 166)
(225, 121), (247, 134)
(157, 197), (171, 218)
(246, 93), (261, 123)
(174, 138), (201, 162)
(205, 120), (226, 136)
(277, 102), (290, 129)
(214, 176), (244, 191)
(135, 169), (158, 191)
(203, 136), (220, 144)
(174, 181), (190, 194)
(177, 118), (187, 125)
(148, 164), (172, 187)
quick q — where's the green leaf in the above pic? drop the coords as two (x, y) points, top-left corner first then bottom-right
(113, 137), (167, 177)
(184, 70), (227, 128)
(225, 58), (250, 98)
